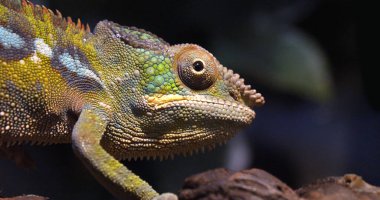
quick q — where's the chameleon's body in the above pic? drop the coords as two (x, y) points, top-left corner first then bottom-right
(0, 0), (264, 199)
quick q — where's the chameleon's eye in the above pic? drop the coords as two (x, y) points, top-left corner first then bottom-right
(177, 49), (217, 90)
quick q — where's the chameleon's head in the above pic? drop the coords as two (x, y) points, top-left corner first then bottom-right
(95, 21), (264, 159)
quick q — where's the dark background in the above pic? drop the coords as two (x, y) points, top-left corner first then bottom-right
(1, 0), (379, 199)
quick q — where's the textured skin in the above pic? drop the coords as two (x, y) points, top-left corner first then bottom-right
(0, 1), (265, 199)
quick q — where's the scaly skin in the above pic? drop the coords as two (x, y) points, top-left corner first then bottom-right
(0, 0), (265, 199)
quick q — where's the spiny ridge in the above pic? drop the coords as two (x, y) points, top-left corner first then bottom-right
(221, 66), (265, 107)
(16, 0), (91, 33)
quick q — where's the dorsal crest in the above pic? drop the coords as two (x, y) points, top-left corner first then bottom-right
(1, 0), (91, 33)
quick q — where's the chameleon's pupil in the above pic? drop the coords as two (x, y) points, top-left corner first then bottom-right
(192, 61), (204, 72)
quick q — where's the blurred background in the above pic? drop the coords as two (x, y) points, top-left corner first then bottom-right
(1, 0), (378, 199)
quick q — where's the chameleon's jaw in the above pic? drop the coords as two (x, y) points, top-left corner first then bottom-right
(102, 94), (256, 160)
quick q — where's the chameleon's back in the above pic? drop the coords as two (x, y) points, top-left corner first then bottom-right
(0, 1), (93, 145)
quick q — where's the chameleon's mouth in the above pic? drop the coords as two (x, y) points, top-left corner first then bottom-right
(145, 94), (255, 125)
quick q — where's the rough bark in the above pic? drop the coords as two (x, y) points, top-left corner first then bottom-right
(178, 168), (380, 200)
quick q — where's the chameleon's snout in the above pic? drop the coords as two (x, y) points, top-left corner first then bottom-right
(142, 94), (256, 130)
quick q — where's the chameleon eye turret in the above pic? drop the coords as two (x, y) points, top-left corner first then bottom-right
(176, 46), (217, 90)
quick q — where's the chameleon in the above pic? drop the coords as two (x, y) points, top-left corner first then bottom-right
(0, 0), (265, 199)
